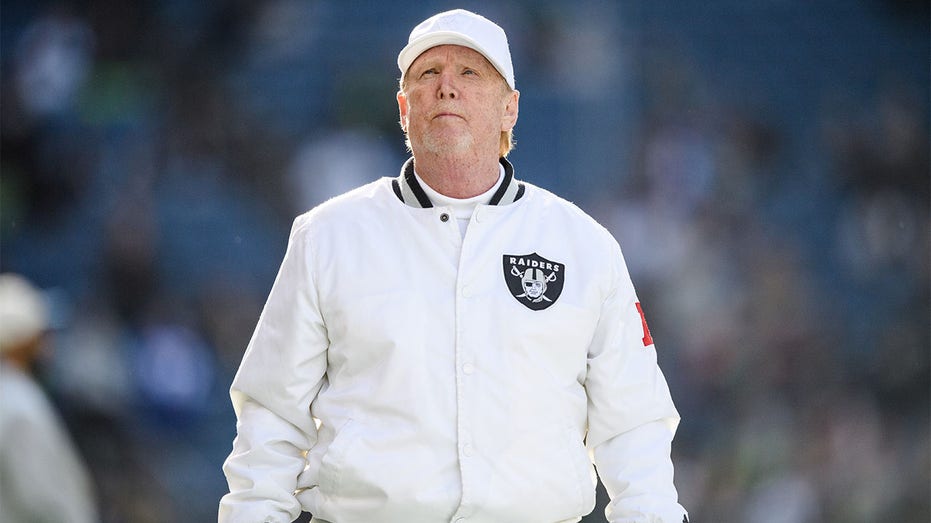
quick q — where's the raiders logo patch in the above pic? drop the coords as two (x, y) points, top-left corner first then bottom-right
(503, 253), (565, 311)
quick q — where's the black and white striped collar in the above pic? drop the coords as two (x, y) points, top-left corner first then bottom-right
(392, 157), (525, 209)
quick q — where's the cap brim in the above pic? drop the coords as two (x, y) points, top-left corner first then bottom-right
(397, 31), (513, 88)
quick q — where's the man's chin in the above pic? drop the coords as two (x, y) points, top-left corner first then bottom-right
(418, 134), (473, 156)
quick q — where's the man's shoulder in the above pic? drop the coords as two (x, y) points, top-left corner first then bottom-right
(521, 182), (612, 235)
(518, 183), (626, 268)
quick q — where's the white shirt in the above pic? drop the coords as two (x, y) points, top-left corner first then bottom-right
(0, 363), (99, 523)
(220, 159), (688, 523)
(414, 164), (504, 238)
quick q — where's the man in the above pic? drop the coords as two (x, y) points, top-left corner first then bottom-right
(0, 274), (99, 523)
(220, 9), (688, 523)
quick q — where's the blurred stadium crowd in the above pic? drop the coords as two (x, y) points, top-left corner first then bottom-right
(1, 1), (928, 521)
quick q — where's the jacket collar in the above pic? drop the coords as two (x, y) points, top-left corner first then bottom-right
(392, 157), (525, 209)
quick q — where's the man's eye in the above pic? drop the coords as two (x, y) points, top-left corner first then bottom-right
(421, 68), (437, 77)
(463, 68), (477, 75)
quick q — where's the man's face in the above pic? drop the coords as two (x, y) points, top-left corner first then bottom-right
(398, 45), (518, 158)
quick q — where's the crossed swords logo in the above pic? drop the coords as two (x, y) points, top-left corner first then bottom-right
(503, 253), (564, 311)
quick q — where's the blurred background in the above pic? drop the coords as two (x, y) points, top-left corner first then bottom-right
(1, 0), (928, 521)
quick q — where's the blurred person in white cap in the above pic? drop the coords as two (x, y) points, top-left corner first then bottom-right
(0, 273), (99, 523)
(220, 9), (688, 523)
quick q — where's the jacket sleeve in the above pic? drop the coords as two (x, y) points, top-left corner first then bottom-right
(585, 240), (688, 523)
(219, 215), (329, 523)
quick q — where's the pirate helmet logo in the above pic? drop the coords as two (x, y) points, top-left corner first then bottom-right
(502, 253), (565, 311)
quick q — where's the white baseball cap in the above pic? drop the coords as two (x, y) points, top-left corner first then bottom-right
(398, 9), (515, 89)
(0, 273), (49, 353)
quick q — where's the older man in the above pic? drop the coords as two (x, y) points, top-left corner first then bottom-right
(220, 9), (688, 523)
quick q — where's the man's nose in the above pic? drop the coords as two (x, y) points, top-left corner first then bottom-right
(437, 73), (458, 99)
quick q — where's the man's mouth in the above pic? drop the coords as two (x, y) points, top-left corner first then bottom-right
(432, 111), (463, 120)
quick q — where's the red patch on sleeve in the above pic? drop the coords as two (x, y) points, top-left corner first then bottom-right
(635, 302), (654, 347)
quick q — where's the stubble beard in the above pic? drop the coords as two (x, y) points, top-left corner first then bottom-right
(417, 124), (474, 157)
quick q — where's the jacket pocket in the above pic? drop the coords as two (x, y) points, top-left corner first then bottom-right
(492, 423), (595, 521)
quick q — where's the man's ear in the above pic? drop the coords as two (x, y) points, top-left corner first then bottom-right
(501, 89), (519, 131)
(397, 90), (409, 131)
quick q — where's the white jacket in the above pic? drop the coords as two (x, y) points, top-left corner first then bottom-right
(220, 159), (688, 523)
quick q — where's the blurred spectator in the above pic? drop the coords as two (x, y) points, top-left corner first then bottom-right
(13, 6), (93, 121)
(285, 128), (398, 213)
(131, 310), (215, 427)
(0, 273), (99, 523)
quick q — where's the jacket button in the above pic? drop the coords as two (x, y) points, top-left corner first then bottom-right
(440, 213), (450, 222)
